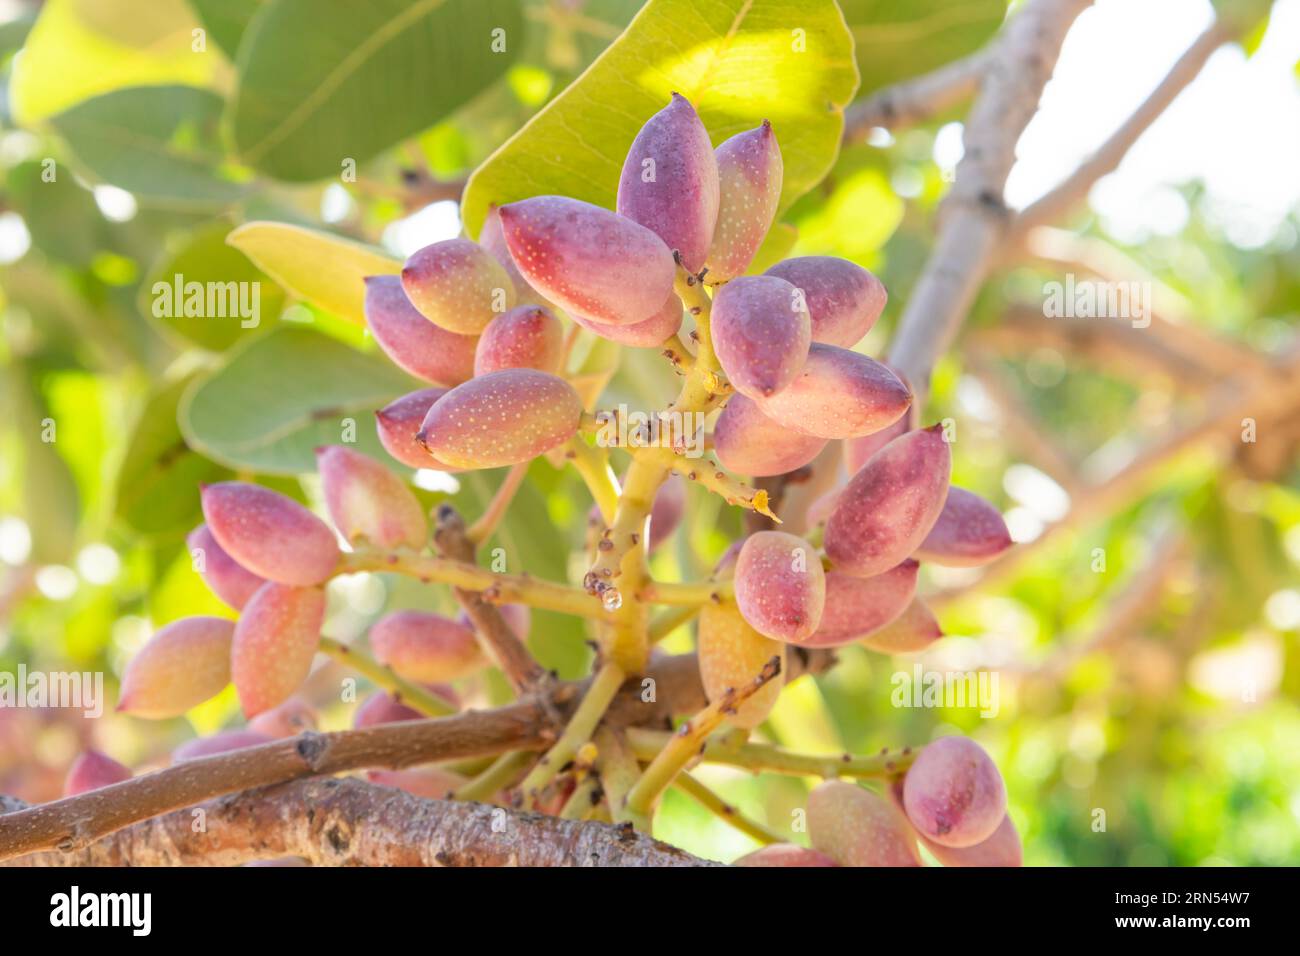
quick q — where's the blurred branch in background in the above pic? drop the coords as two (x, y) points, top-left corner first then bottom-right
(935, 342), (1300, 607)
(1032, 515), (1190, 679)
(964, 351), (1082, 493)
(843, 48), (992, 140)
(1018, 228), (1284, 382)
(887, 0), (1095, 397)
(1009, 18), (1237, 240)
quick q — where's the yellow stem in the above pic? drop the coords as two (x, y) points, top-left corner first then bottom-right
(639, 578), (734, 606)
(517, 662), (625, 808)
(341, 550), (612, 621)
(559, 775), (603, 819)
(593, 726), (642, 825)
(450, 750), (534, 803)
(623, 655), (782, 827)
(565, 435), (620, 525)
(647, 604), (702, 643)
(674, 771), (786, 845)
(636, 445), (777, 521)
(467, 462), (530, 545)
(664, 332), (696, 371)
(625, 728), (920, 780)
(318, 636), (458, 717)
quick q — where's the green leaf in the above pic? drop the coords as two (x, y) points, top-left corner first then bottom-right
(839, 0), (1005, 98)
(189, 0), (263, 59)
(6, 365), (81, 563)
(10, 0), (218, 125)
(229, 0), (525, 181)
(0, 12), (35, 57)
(5, 160), (107, 267)
(746, 222), (799, 275)
(148, 540), (239, 624)
(179, 326), (419, 473)
(141, 221), (285, 351)
(115, 374), (229, 537)
(50, 86), (245, 207)
(1211, 0), (1272, 39)
(226, 221), (399, 325)
(462, 0), (860, 238)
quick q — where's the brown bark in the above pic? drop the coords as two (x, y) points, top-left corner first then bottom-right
(433, 504), (548, 694)
(6, 778), (718, 867)
(0, 650), (833, 863)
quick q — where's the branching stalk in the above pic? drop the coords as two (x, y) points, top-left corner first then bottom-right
(625, 727), (919, 781)
(467, 462), (530, 545)
(623, 656), (782, 828)
(342, 549), (612, 621)
(674, 772), (786, 845)
(517, 662), (625, 808)
(318, 637), (458, 717)
(451, 750), (535, 803)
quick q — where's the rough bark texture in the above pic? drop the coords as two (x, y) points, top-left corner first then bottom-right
(0, 650), (834, 862)
(5, 778), (719, 867)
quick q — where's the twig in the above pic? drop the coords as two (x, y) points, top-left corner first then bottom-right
(318, 637), (459, 716)
(0, 708), (547, 860)
(0, 651), (832, 862)
(518, 662), (625, 807)
(658, 449), (778, 521)
(565, 435), (620, 525)
(558, 775), (603, 820)
(451, 750), (534, 803)
(593, 727), (642, 825)
(638, 578), (732, 606)
(843, 49), (992, 141)
(1010, 19), (1233, 238)
(433, 504), (547, 695)
(4, 777), (716, 867)
(648, 604), (704, 643)
(673, 772), (786, 845)
(624, 727), (917, 781)
(467, 462), (530, 545)
(342, 547), (612, 620)
(623, 656), (783, 828)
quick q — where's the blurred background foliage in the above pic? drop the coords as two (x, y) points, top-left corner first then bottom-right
(0, 0), (1297, 866)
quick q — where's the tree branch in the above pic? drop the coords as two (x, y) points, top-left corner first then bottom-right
(843, 49), (991, 141)
(1010, 19), (1233, 238)
(1017, 227), (1283, 382)
(433, 504), (547, 694)
(4, 777), (717, 867)
(932, 347), (1300, 606)
(0, 650), (835, 862)
(887, 0), (1094, 399)
(964, 352), (1082, 493)
(969, 306), (1215, 392)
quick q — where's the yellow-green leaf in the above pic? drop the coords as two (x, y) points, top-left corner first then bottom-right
(226, 221), (399, 325)
(10, 0), (220, 125)
(841, 0), (1006, 98)
(462, 0), (859, 238)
